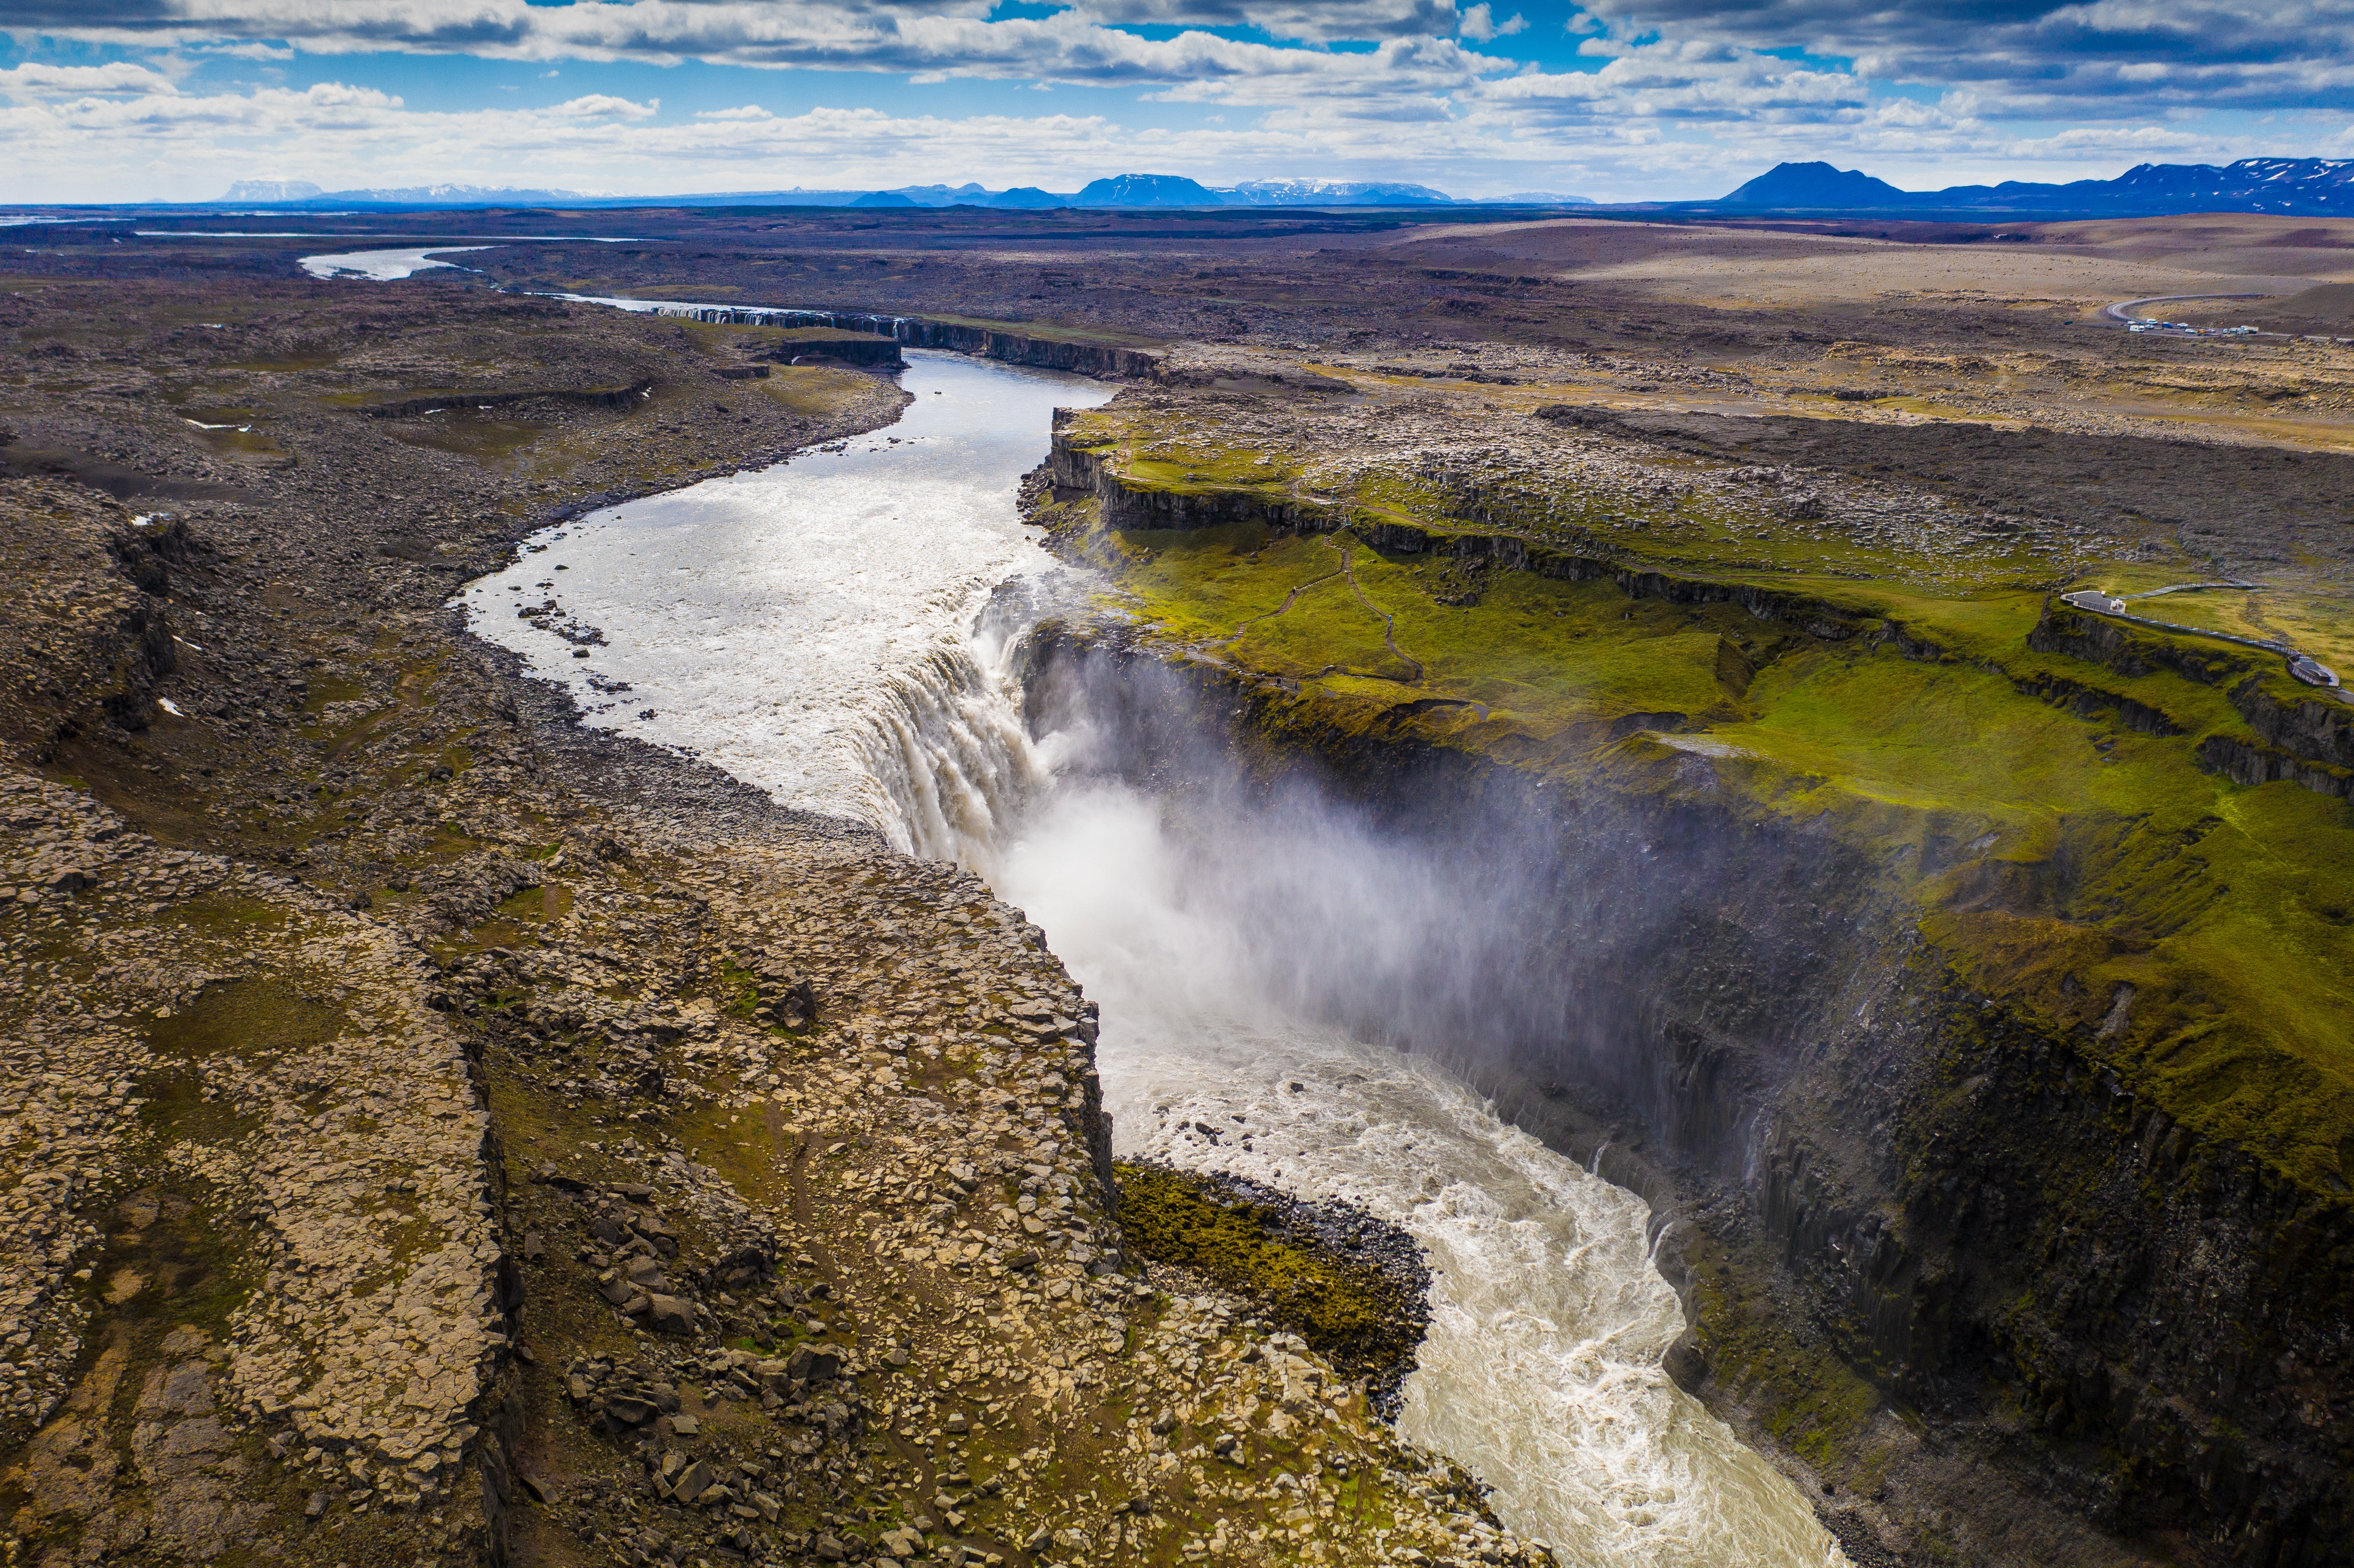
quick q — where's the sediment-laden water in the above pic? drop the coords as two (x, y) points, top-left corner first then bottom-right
(463, 349), (1847, 1567)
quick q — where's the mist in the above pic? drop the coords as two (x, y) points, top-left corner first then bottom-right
(861, 602), (1848, 1566)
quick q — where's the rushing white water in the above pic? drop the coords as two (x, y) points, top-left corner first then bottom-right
(461, 350), (1846, 1566)
(987, 788), (1845, 1566)
(462, 352), (1112, 846)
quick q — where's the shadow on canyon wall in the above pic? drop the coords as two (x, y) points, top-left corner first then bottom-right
(1014, 619), (2352, 1568)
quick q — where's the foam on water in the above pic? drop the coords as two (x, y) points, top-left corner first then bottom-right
(461, 351), (1112, 847)
(460, 350), (1846, 1567)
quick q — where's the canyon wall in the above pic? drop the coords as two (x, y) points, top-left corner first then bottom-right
(901, 321), (1161, 380)
(1024, 436), (2354, 1567)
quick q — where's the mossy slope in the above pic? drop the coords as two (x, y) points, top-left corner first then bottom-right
(1043, 404), (2354, 1201)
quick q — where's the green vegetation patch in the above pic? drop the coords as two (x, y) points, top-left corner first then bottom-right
(1060, 413), (2354, 1199)
(1114, 1162), (1427, 1395)
(1680, 1231), (1881, 1474)
(145, 976), (347, 1065)
(756, 364), (883, 417)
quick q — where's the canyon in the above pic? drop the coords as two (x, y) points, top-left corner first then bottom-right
(2, 204), (2351, 1568)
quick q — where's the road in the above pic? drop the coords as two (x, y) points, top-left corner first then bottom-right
(2099, 292), (2272, 328)
(2056, 587), (2342, 690)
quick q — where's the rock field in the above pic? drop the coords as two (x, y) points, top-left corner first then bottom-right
(0, 275), (1548, 1568)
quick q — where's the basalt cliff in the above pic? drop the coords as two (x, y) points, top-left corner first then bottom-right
(1022, 362), (2354, 1568)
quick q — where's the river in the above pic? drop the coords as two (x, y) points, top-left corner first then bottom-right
(459, 348), (1847, 1567)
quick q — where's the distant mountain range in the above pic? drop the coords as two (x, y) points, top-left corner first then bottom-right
(222, 179), (594, 205)
(1717, 158), (2354, 216)
(210, 174), (1587, 211)
(189, 162), (2354, 219)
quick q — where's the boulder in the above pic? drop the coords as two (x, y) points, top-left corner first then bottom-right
(645, 1294), (697, 1336)
(671, 1459), (713, 1503)
(785, 1344), (842, 1382)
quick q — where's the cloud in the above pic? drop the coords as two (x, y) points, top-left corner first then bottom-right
(1458, 5), (1527, 41)
(0, 1), (1494, 71)
(12, 0), (2354, 130)
(0, 60), (180, 95)
(549, 93), (658, 119)
(3, 0), (2351, 202)
(1573, 0), (2354, 115)
(1073, 0), (1471, 44)
(1473, 38), (1869, 125)
(187, 40), (294, 60)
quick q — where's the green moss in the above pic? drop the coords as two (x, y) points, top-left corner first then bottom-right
(718, 957), (763, 1020)
(298, 675), (365, 715)
(1060, 414), (2354, 1200)
(1681, 1233), (1881, 1472)
(755, 364), (880, 417)
(1113, 1164), (1417, 1378)
(145, 977), (347, 1065)
(134, 1067), (265, 1148)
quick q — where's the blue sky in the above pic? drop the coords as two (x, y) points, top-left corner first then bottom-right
(2, 1), (2350, 203)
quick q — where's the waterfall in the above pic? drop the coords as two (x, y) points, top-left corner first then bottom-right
(852, 598), (1848, 1568)
(849, 635), (1046, 861)
(462, 347), (1849, 1568)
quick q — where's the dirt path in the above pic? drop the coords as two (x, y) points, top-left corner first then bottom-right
(1323, 532), (1426, 681)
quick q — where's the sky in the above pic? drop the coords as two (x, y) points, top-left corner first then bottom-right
(2, 1), (2352, 204)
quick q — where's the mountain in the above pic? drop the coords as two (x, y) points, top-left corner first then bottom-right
(1224, 178), (1452, 205)
(870, 183), (1085, 208)
(217, 180), (590, 207)
(221, 178), (322, 202)
(1719, 162), (1910, 208)
(881, 183), (992, 206)
(2074, 157), (2354, 213)
(335, 183), (589, 203)
(199, 171), (1467, 212)
(1479, 191), (1597, 205)
(1715, 157), (2354, 216)
(1076, 174), (1227, 207)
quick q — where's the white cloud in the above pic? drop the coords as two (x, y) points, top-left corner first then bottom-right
(1459, 6), (1526, 42)
(187, 40), (294, 60)
(1473, 39), (1870, 126)
(0, 1), (1497, 76)
(0, 61), (180, 95)
(1575, 0), (2354, 116)
(549, 93), (658, 119)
